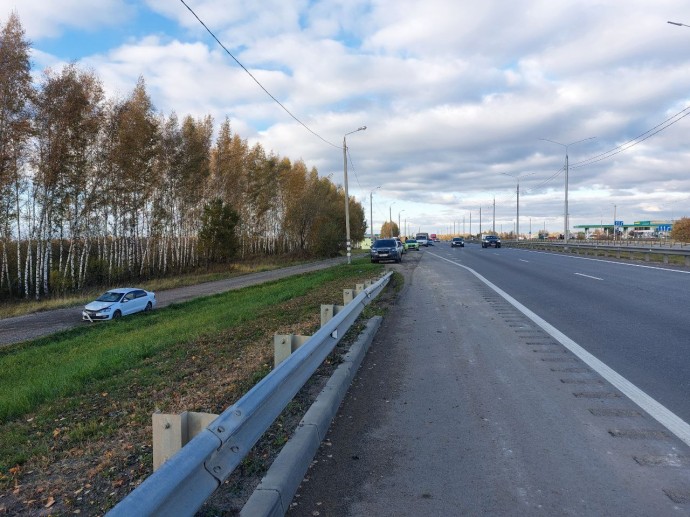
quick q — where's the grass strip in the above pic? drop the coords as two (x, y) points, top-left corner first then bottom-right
(0, 261), (381, 423)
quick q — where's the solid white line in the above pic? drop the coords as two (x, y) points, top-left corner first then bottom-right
(519, 259), (529, 263)
(430, 251), (690, 448)
(574, 272), (603, 281)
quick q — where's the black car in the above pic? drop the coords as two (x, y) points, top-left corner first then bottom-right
(370, 238), (402, 263)
(481, 235), (501, 248)
(451, 237), (465, 247)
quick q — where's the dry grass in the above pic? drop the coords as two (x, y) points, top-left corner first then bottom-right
(0, 261), (397, 516)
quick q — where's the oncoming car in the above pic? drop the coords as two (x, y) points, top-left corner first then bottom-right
(481, 235), (502, 248)
(83, 288), (157, 321)
(451, 237), (465, 247)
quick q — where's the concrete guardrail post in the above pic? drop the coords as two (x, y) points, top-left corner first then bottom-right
(321, 304), (344, 327)
(274, 334), (311, 367)
(152, 411), (219, 471)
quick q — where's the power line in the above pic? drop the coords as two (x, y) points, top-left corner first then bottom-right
(520, 104), (690, 197)
(570, 105), (690, 169)
(179, 0), (341, 149)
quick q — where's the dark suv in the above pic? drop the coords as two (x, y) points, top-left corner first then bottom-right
(451, 237), (465, 247)
(481, 235), (501, 248)
(370, 238), (402, 263)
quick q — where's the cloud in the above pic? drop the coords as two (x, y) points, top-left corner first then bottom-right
(5, 0), (690, 231)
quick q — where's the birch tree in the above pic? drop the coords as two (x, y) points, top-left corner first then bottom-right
(0, 12), (32, 296)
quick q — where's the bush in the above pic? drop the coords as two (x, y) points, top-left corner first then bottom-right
(671, 217), (690, 242)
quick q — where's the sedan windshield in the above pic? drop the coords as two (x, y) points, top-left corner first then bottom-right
(373, 239), (395, 248)
(96, 291), (124, 302)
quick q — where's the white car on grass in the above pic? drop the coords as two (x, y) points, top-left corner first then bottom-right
(82, 288), (156, 321)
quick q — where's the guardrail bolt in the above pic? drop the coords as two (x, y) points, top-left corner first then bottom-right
(230, 445), (240, 453)
(234, 410), (242, 417)
(213, 465), (222, 474)
(216, 426), (225, 433)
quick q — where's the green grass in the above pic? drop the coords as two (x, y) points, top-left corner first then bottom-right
(0, 260), (382, 423)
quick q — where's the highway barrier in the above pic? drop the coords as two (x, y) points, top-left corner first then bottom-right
(107, 271), (392, 516)
(507, 241), (690, 266)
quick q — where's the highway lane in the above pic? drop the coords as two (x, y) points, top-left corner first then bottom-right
(429, 243), (690, 426)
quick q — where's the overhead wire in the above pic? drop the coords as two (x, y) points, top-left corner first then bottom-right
(570, 105), (690, 169)
(179, 0), (341, 150)
(518, 104), (690, 198)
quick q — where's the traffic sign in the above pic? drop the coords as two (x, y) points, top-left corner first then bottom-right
(614, 220), (624, 227)
(657, 224), (672, 232)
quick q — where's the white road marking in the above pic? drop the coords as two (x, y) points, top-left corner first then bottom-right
(519, 259), (529, 263)
(430, 251), (690, 448)
(518, 248), (690, 274)
(574, 273), (603, 281)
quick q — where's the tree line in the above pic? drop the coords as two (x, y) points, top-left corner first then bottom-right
(0, 13), (366, 300)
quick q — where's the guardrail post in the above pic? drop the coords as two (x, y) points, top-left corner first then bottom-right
(320, 304), (344, 327)
(152, 411), (219, 471)
(274, 334), (311, 367)
(355, 283), (365, 295)
(343, 289), (354, 305)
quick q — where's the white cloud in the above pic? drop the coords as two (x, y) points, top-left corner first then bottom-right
(4, 0), (690, 232)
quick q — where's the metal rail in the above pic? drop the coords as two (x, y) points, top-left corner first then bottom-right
(507, 241), (690, 266)
(108, 272), (392, 516)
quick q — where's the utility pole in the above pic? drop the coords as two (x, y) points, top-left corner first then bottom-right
(343, 126), (367, 263)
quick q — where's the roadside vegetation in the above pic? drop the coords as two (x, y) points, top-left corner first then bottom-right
(0, 12), (368, 305)
(0, 259), (396, 515)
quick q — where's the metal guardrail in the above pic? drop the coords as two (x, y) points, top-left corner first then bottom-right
(506, 241), (690, 266)
(108, 272), (392, 516)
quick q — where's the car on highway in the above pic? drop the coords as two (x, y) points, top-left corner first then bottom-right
(370, 238), (402, 263)
(481, 235), (501, 248)
(405, 239), (420, 251)
(451, 237), (465, 247)
(82, 288), (156, 321)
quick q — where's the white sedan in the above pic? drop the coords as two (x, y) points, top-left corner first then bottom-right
(82, 288), (156, 321)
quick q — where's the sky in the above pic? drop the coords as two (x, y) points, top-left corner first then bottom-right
(2, 0), (690, 237)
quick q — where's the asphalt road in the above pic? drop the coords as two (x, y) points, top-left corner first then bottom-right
(0, 257), (345, 346)
(288, 246), (690, 516)
(433, 243), (690, 424)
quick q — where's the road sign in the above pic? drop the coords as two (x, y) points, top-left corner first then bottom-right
(657, 224), (672, 232)
(614, 220), (624, 227)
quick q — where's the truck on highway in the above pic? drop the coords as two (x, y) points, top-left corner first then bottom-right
(415, 232), (430, 246)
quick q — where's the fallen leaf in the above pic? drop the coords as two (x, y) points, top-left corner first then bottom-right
(53, 428), (60, 438)
(45, 496), (55, 508)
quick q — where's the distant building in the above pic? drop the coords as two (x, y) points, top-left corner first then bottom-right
(574, 220), (673, 239)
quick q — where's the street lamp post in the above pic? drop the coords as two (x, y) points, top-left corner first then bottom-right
(343, 126), (366, 264)
(500, 172), (535, 241)
(370, 186), (380, 244)
(388, 202), (396, 236)
(398, 210), (405, 236)
(540, 137), (595, 243)
(668, 20), (690, 27)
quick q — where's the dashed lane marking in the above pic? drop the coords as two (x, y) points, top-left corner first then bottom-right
(574, 272), (604, 281)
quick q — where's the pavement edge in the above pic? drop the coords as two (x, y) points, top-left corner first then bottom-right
(240, 315), (383, 516)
